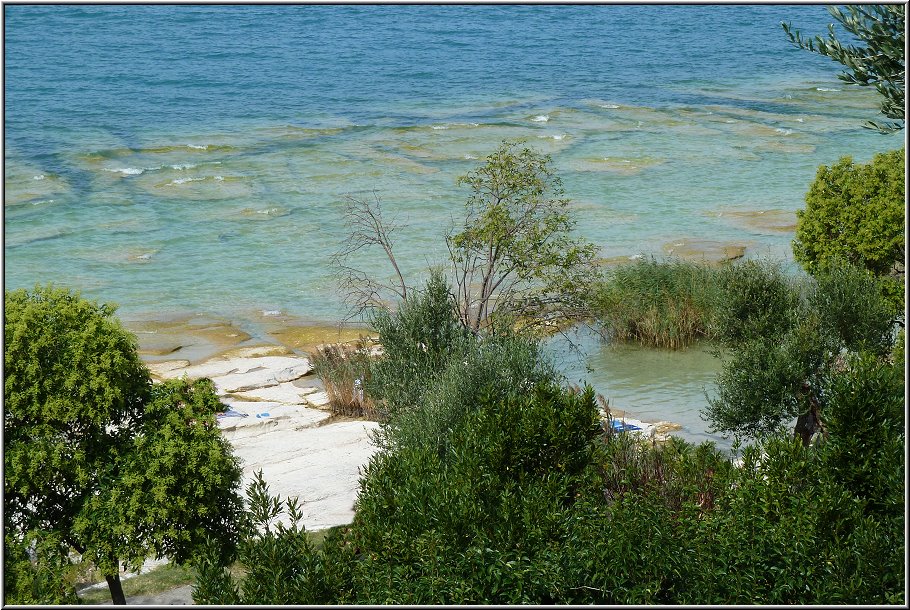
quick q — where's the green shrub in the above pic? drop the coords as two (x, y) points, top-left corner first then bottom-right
(808, 259), (897, 354)
(192, 471), (331, 605)
(366, 269), (560, 453)
(345, 382), (603, 604)
(793, 148), (905, 310)
(714, 259), (799, 346)
(706, 259), (898, 443)
(366, 270), (469, 415)
(593, 257), (724, 349)
(820, 352), (904, 519)
(375, 332), (560, 454)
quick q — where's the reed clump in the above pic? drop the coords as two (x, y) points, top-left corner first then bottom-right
(310, 338), (378, 419)
(593, 257), (724, 349)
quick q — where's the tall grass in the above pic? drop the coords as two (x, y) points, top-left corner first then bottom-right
(594, 257), (724, 349)
(310, 338), (378, 419)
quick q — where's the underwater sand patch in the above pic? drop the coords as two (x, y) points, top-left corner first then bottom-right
(3, 172), (71, 206)
(126, 316), (254, 363)
(662, 239), (749, 264)
(572, 156), (664, 175)
(266, 324), (374, 354)
(708, 209), (797, 234)
(237, 206), (292, 220)
(754, 141), (817, 155)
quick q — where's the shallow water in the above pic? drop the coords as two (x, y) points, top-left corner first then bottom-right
(4, 5), (902, 444)
(552, 330), (730, 450)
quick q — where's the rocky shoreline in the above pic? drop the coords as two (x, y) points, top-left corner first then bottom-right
(147, 346), (379, 532)
(143, 334), (681, 532)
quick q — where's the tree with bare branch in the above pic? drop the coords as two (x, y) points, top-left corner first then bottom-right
(447, 141), (600, 334)
(333, 142), (600, 336)
(332, 191), (410, 321)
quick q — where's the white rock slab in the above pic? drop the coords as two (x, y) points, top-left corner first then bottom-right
(180, 356), (312, 384)
(229, 419), (380, 530)
(305, 391), (331, 408)
(231, 382), (314, 405)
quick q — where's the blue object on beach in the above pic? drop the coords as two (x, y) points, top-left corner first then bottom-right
(217, 409), (248, 419)
(611, 420), (642, 432)
(256, 412), (270, 418)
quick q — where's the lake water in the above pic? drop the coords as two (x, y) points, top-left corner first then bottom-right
(4, 5), (903, 449)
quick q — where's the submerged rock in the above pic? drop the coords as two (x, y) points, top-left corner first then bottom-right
(709, 208), (797, 234)
(663, 239), (748, 264)
(266, 324), (374, 354)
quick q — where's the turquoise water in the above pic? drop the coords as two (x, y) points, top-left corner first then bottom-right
(4, 5), (903, 447)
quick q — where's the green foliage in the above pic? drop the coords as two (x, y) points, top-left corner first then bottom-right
(74, 378), (245, 574)
(449, 140), (600, 334)
(807, 258), (896, 354)
(366, 271), (560, 453)
(892, 327), (905, 369)
(193, 254), (904, 605)
(705, 326), (830, 439)
(713, 259), (799, 345)
(3, 530), (80, 605)
(792, 149), (905, 311)
(192, 471), (338, 605)
(367, 270), (469, 414)
(706, 259), (898, 442)
(592, 257), (725, 348)
(192, 374), (905, 604)
(4, 285), (244, 603)
(4, 285), (151, 536)
(820, 352), (904, 518)
(342, 383), (604, 604)
(783, 5), (905, 132)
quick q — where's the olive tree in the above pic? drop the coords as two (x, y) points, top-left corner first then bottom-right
(783, 4), (905, 133)
(705, 260), (896, 444)
(3, 285), (243, 604)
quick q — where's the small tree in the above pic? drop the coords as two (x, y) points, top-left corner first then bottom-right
(448, 141), (600, 334)
(4, 286), (243, 604)
(783, 4), (905, 133)
(333, 141), (600, 336)
(792, 148), (905, 312)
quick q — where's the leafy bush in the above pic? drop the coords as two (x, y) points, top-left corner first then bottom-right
(820, 352), (904, 519)
(706, 259), (899, 443)
(366, 269), (560, 453)
(713, 259), (799, 346)
(366, 270), (469, 415)
(4, 285), (243, 604)
(341, 382), (605, 604)
(807, 259), (896, 354)
(593, 257), (723, 348)
(192, 471), (330, 605)
(793, 148), (905, 309)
